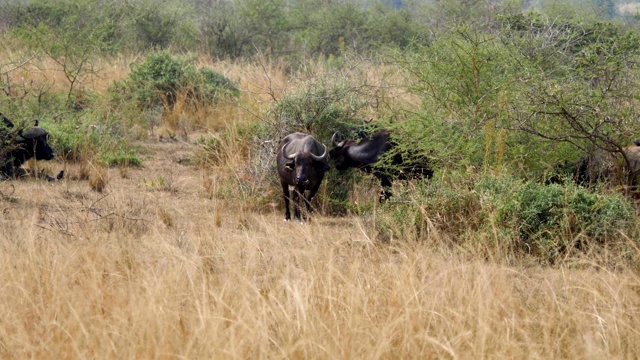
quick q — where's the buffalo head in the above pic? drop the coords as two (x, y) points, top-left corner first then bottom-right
(282, 140), (328, 185)
(18, 126), (55, 161)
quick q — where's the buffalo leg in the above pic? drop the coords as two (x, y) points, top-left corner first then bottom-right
(281, 182), (292, 220)
(303, 178), (323, 220)
(293, 186), (303, 221)
(375, 173), (393, 201)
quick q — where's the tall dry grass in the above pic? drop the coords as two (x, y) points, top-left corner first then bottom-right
(2, 51), (640, 358)
(2, 176), (640, 358)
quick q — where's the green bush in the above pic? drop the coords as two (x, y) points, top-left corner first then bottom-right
(476, 176), (637, 262)
(110, 51), (239, 111)
(374, 173), (637, 263)
(45, 115), (142, 167)
(267, 84), (364, 140)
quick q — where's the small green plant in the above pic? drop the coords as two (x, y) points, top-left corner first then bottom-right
(100, 146), (142, 167)
(44, 114), (142, 168)
(141, 175), (178, 195)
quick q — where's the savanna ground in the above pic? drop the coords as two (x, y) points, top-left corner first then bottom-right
(2, 57), (640, 359)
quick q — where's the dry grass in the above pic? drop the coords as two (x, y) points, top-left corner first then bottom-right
(2, 52), (640, 358)
(1, 137), (640, 359)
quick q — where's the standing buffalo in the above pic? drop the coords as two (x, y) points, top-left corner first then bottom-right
(276, 132), (330, 221)
(1, 113), (58, 181)
(330, 129), (433, 200)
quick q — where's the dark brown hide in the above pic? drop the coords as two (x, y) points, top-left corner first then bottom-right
(329, 129), (432, 200)
(276, 132), (329, 221)
(1, 115), (57, 180)
(565, 143), (640, 193)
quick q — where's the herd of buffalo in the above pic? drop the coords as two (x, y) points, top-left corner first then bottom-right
(2, 111), (640, 222)
(277, 129), (640, 221)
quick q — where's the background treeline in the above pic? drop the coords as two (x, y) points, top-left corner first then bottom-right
(3, 0), (640, 263)
(1, 0), (433, 59)
(2, 0), (635, 60)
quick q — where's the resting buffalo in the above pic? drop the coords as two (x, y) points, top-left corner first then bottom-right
(330, 129), (433, 200)
(277, 132), (330, 221)
(1, 113), (58, 181)
(554, 141), (640, 191)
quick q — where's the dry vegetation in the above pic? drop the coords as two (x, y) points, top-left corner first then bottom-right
(2, 56), (640, 359)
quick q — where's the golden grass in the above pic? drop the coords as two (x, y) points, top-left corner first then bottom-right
(2, 50), (640, 358)
(1, 136), (640, 358)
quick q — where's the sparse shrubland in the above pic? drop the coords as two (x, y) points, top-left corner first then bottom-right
(3, 0), (640, 357)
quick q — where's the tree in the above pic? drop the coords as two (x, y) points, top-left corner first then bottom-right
(15, 0), (121, 108)
(500, 14), (640, 184)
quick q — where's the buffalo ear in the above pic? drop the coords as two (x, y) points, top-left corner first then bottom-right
(315, 162), (330, 172)
(284, 161), (295, 171)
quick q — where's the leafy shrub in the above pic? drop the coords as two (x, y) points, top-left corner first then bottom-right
(45, 115), (142, 167)
(375, 173), (637, 263)
(100, 145), (142, 167)
(111, 51), (239, 111)
(476, 176), (637, 262)
(267, 84), (364, 140)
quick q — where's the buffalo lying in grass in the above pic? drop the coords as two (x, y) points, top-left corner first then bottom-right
(551, 141), (640, 195)
(1, 113), (62, 181)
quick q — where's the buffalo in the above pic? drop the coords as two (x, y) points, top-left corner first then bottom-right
(552, 141), (640, 192)
(276, 132), (330, 221)
(330, 129), (433, 200)
(1, 113), (59, 181)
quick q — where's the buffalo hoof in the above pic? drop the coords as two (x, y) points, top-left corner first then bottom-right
(46, 171), (65, 182)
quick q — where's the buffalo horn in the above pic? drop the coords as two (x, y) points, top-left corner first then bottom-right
(311, 144), (327, 162)
(20, 127), (46, 140)
(282, 142), (297, 160)
(331, 132), (339, 146)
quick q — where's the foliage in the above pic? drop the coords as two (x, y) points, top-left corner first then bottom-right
(376, 173), (637, 263)
(13, 0), (120, 107)
(396, 28), (543, 174)
(123, 0), (199, 51)
(500, 14), (640, 184)
(110, 51), (239, 111)
(44, 113), (141, 167)
(396, 14), (640, 184)
(7, 0), (198, 53)
(267, 85), (360, 141)
(193, 0), (433, 60)
(476, 176), (637, 262)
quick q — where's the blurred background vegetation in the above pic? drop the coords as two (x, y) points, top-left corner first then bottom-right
(2, 0), (640, 263)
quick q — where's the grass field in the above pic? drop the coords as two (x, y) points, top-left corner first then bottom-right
(1, 133), (639, 358)
(1, 54), (640, 359)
